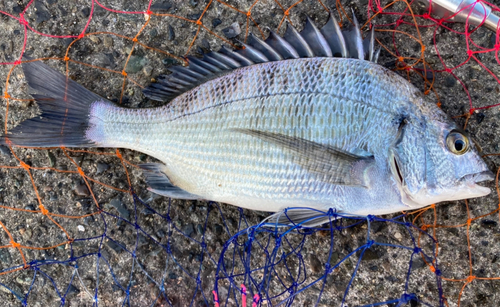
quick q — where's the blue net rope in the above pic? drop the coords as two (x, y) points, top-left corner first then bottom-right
(2, 0), (496, 305)
(0, 187), (445, 306)
(213, 208), (445, 307)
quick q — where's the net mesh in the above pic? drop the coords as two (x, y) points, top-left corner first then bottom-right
(0, 0), (499, 306)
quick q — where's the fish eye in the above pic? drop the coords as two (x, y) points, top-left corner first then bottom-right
(446, 131), (469, 155)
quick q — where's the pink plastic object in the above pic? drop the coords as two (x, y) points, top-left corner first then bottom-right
(213, 285), (260, 307)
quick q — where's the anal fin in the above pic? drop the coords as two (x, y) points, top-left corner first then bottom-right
(140, 163), (202, 200)
(264, 208), (340, 228)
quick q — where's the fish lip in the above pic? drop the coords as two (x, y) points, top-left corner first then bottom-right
(460, 170), (495, 197)
(461, 170), (495, 185)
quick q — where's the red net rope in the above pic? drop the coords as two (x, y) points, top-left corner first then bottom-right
(0, 0), (499, 305)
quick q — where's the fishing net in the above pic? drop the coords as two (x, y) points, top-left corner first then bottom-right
(0, 0), (499, 306)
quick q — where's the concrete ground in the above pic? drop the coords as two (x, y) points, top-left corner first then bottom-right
(0, 0), (499, 306)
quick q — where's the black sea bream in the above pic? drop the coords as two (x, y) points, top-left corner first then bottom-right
(2, 13), (493, 226)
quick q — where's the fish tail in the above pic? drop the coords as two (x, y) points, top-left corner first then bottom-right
(1, 59), (111, 148)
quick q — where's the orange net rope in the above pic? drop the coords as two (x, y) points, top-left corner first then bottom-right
(0, 0), (499, 306)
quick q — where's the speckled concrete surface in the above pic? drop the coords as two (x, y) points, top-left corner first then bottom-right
(0, 0), (499, 306)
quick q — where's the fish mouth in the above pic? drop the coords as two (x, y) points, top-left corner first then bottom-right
(461, 170), (495, 196)
(461, 170), (495, 186)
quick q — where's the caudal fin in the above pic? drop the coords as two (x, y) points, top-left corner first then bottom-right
(1, 59), (105, 147)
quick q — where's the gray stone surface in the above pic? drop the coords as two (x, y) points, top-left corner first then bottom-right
(0, 0), (499, 306)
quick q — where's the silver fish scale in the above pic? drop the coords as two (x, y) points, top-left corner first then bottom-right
(88, 57), (424, 212)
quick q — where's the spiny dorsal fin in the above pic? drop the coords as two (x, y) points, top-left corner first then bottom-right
(342, 11), (364, 60)
(246, 33), (283, 61)
(143, 11), (380, 102)
(283, 21), (315, 58)
(264, 30), (299, 59)
(301, 15), (332, 57)
(321, 11), (347, 57)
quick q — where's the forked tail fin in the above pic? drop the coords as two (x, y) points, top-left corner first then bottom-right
(1, 59), (108, 147)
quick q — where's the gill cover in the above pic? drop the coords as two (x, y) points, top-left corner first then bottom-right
(390, 117), (427, 207)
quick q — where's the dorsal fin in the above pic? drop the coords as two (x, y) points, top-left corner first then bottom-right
(342, 12), (364, 60)
(143, 12), (380, 102)
(321, 12), (347, 57)
(247, 33), (283, 61)
(301, 15), (332, 57)
(265, 30), (299, 59)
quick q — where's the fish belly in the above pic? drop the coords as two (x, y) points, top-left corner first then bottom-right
(88, 58), (416, 212)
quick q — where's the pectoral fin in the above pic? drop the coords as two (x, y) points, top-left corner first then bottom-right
(140, 163), (202, 200)
(234, 129), (374, 187)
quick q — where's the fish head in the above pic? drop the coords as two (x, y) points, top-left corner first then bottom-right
(390, 117), (494, 208)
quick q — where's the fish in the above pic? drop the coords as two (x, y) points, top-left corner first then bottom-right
(1, 12), (494, 226)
